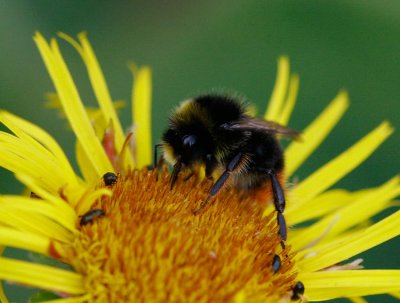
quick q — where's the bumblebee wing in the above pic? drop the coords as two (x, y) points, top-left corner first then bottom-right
(222, 117), (300, 139)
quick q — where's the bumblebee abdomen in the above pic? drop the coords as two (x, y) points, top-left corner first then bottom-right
(246, 131), (284, 171)
(231, 170), (270, 190)
(223, 130), (284, 192)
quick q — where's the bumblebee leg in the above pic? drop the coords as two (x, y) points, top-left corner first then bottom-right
(266, 169), (287, 241)
(277, 212), (287, 241)
(193, 152), (243, 215)
(267, 170), (285, 212)
(169, 157), (182, 189)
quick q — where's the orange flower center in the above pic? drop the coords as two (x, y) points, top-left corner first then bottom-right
(58, 169), (299, 302)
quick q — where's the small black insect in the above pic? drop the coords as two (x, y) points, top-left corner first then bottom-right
(80, 209), (105, 226)
(291, 281), (305, 301)
(272, 254), (281, 273)
(103, 172), (118, 186)
(158, 94), (299, 243)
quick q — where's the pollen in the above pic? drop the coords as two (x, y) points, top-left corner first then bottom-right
(56, 169), (298, 302)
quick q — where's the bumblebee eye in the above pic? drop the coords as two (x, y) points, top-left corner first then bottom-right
(182, 134), (197, 147)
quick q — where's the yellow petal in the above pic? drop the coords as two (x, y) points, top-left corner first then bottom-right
(285, 90), (349, 177)
(130, 64), (152, 168)
(0, 195), (76, 238)
(15, 173), (80, 220)
(0, 210), (72, 244)
(0, 132), (74, 195)
(0, 246), (6, 303)
(291, 176), (399, 250)
(0, 283), (9, 303)
(264, 56), (290, 121)
(299, 270), (400, 301)
(285, 189), (351, 225)
(33, 32), (113, 177)
(276, 73), (299, 126)
(294, 222), (366, 262)
(75, 187), (112, 215)
(75, 141), (99, 184)
(0, 111), (79, 186)
(0, 257), (84, 295)
(40, 295), (90, 303)
(348, 297), (368, 303)
(58, 32), (133, 168)
(0, 228), (49, 255)
(298, 210), (400, 272)
(291, 121), (393, 207)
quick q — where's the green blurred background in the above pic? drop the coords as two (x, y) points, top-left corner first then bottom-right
(0, 1), (399, 302)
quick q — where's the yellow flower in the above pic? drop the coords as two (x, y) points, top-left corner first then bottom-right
(0, 32), (398, 303)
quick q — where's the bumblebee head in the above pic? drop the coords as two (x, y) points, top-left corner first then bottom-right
(162, 127), (211, 168)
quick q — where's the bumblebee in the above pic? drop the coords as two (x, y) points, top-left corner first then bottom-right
(159, 94), (298, 242)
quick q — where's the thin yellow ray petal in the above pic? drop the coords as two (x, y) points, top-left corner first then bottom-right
(289, 187), (384, 226)
(0, 257), (84, 295)
(75, 188), (112, 215)
(291, 176), (399, 250)
(391, 201), (400, 207)
(10, 145), (86, 209)
(0, 281), (9, 303)
(0, 228), (49, 255)
(265, 56), (290, 121)
(84, 101), (128, 141)
(58, 32), (132, 168)
(291, 121), (393, 207)
(298, 210), (400, 272)
(276, 73), (299, 126)
(348, 297), (368, 303)
(33, 32), (113, 177)
(49, 37), (114, 174)
(15, 173), (79, 220)
(319, 176), (399, 240)
(285, 90), (349, 177)
(285, 189), (351, 225)
(0, 195), (77, 236)
(0, 113), (57, 161)
(0, 211), (72, 244)
(390, 292), (400, 299)
(0, 137), (86, 205)
(299, 270), (400, 301)
(0, 111), (79, 186)
(0, 149), (53, 193)
(0, 133), (68, 192)
(77, 33), (129, 163)
(294, 223), (366, 262)
(41, 295), (90, 303)
(130, 64), (152, 168)
(75, 141), (99, 184)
